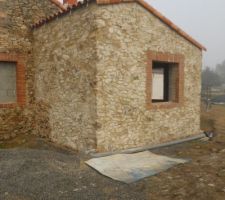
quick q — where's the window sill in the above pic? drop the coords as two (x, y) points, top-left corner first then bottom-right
(147, 102), (182, 109)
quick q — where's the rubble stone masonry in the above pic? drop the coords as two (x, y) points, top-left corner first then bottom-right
(0, 0), (60, 140)
(33, 2), (202, 152)
(0, 0), (203, 151)
(33, 5), (97, 150)
(94, 3), (202, 151)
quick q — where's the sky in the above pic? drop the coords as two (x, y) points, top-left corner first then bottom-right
(146, 0), (225, 68)
(58, 0), (225, 68)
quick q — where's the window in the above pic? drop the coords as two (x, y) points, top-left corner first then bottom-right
(152, 61), (179, 103)
(0, 53), (26, 107)
(146, 51), (184, 109)
(0, 62), (17, 103)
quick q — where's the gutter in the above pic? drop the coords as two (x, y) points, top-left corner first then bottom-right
(90, 133), (206, 158)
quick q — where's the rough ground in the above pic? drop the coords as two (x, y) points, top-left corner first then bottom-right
(0, 104), (225, 200)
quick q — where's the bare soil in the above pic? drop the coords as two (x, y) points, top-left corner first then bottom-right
(0, 104), (225, 200)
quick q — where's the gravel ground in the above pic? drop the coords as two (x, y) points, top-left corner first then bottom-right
(1, 127), (225, 200)
(0, 135), (225, 200)
(0, 140), (146, 200)
(1, 104), (225, 200)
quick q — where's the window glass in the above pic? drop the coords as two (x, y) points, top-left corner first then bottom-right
(152, 68), (164, 100)
(152, 61), (178, 103)
(0, 62), (17, 103)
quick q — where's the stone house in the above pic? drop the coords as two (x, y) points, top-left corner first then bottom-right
(0, 0), (206, 152)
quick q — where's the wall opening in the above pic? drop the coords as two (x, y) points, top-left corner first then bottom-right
(146, 51), (184, 109)
(152, 61), (179, 103)
(0, 53), (26, 108)
(0, 61), (17, 103)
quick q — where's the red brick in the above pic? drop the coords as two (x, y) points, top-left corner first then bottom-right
(0, 53), (26, 108)
(146, 51), (184, 110)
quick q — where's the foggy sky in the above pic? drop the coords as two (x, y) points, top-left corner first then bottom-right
(58, 0), (224, 68)
(146, 0), (225, 68)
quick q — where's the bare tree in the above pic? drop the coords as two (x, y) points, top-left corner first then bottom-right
(202, 67), (222, 111)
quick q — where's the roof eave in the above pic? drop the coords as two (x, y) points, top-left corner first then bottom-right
(50, 0), (67, 11)
(96, 0), (207, 51)
(37, 0), (207, 51)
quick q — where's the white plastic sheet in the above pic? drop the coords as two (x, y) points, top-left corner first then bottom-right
(86, 151), (188, 183)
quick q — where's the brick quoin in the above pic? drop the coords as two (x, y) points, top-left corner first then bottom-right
(146, 51), (184, 109)
(0, 53), (26, 108)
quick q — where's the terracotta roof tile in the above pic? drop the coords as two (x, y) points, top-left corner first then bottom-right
(50, 0), (67, 11)
(32, 0), (89, 28)
(96, 0), (206, 51)
(36, 0), (206, 51)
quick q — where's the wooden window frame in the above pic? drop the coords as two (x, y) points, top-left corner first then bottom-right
(0, 53), (26, 108)
(152, 62), (170, 103)
(146, 51), (184, 109)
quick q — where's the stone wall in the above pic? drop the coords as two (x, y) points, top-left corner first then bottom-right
(0, 0), (201, 151)
(33, 5), (97, 150)
(17, 0), (62, 25)
(0, 0), (33, 140)
(32, 2), (202, 152)
(0, 0), (61, 140)
(0, 0), (60, 53)
(94, 3), (202, 151)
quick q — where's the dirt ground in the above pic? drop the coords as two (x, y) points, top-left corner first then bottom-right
(0, 104), (225, 200)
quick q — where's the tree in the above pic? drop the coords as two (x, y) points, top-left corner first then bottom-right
(215, 60), (225, 84)
(202, 67), (222, 89)
(202, 67), (222, 111)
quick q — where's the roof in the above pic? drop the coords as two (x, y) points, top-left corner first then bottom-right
(50, 0), (67, 11)
(34, 0), (206, 51)
(14, 0), (64, 26)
